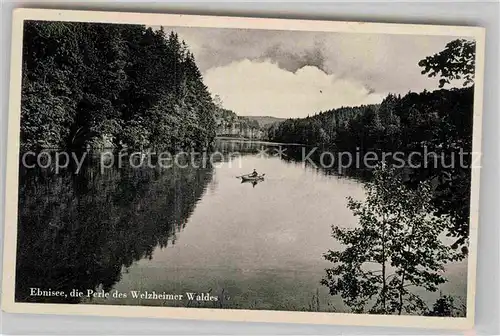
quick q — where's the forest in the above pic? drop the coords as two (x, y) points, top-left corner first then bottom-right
(21, 21), (217, 152)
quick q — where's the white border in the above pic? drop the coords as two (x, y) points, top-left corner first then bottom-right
(1, 8), (486, 330)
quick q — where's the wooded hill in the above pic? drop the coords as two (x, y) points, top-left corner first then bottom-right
(21, 21), (217, 152)
(243, 116), (286, 128)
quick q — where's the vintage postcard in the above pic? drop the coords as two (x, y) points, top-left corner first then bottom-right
(2, 8), (485, 329)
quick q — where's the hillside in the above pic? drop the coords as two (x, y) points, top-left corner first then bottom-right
(215, 108), (264, 139)
(241, 116), (286, 128)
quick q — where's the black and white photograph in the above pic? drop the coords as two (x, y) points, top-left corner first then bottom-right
(2, 9), (485, 328)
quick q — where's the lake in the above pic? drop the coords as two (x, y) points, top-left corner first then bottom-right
(15, 140), (467, 313)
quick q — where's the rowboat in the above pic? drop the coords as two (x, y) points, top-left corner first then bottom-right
(240, 174), (265, 182)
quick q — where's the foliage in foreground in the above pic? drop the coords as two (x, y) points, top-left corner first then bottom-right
(321, 164), (461, 315)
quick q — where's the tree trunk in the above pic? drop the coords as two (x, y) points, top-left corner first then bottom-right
(398, 271), (406, 315)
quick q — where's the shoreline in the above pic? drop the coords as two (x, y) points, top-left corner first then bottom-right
(215, 137), (305, 146)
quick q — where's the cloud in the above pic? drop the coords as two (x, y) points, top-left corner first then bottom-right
(153, 26), (470, 117)
(204, 59), (385, 118)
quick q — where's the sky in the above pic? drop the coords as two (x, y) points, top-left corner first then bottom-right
(156, 26), (465, 118)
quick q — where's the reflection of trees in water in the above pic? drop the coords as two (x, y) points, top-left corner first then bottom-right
(276, 145), (373, 181)
(215, 140), (370, 181)
(15, 155), (214, 303)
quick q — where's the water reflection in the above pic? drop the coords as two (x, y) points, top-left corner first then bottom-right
(15, 154), (214, 303)
(240, 178), (265, 188)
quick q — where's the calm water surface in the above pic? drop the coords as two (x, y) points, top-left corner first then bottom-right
(16, 140), (467, 312)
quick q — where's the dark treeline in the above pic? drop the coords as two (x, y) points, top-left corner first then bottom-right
(268, 88), (472, 157)
(268, 39), (476, 252)
(21, 21), (216, 152)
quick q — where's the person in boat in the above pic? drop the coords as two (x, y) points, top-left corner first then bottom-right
(250, 169), (258, 177)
